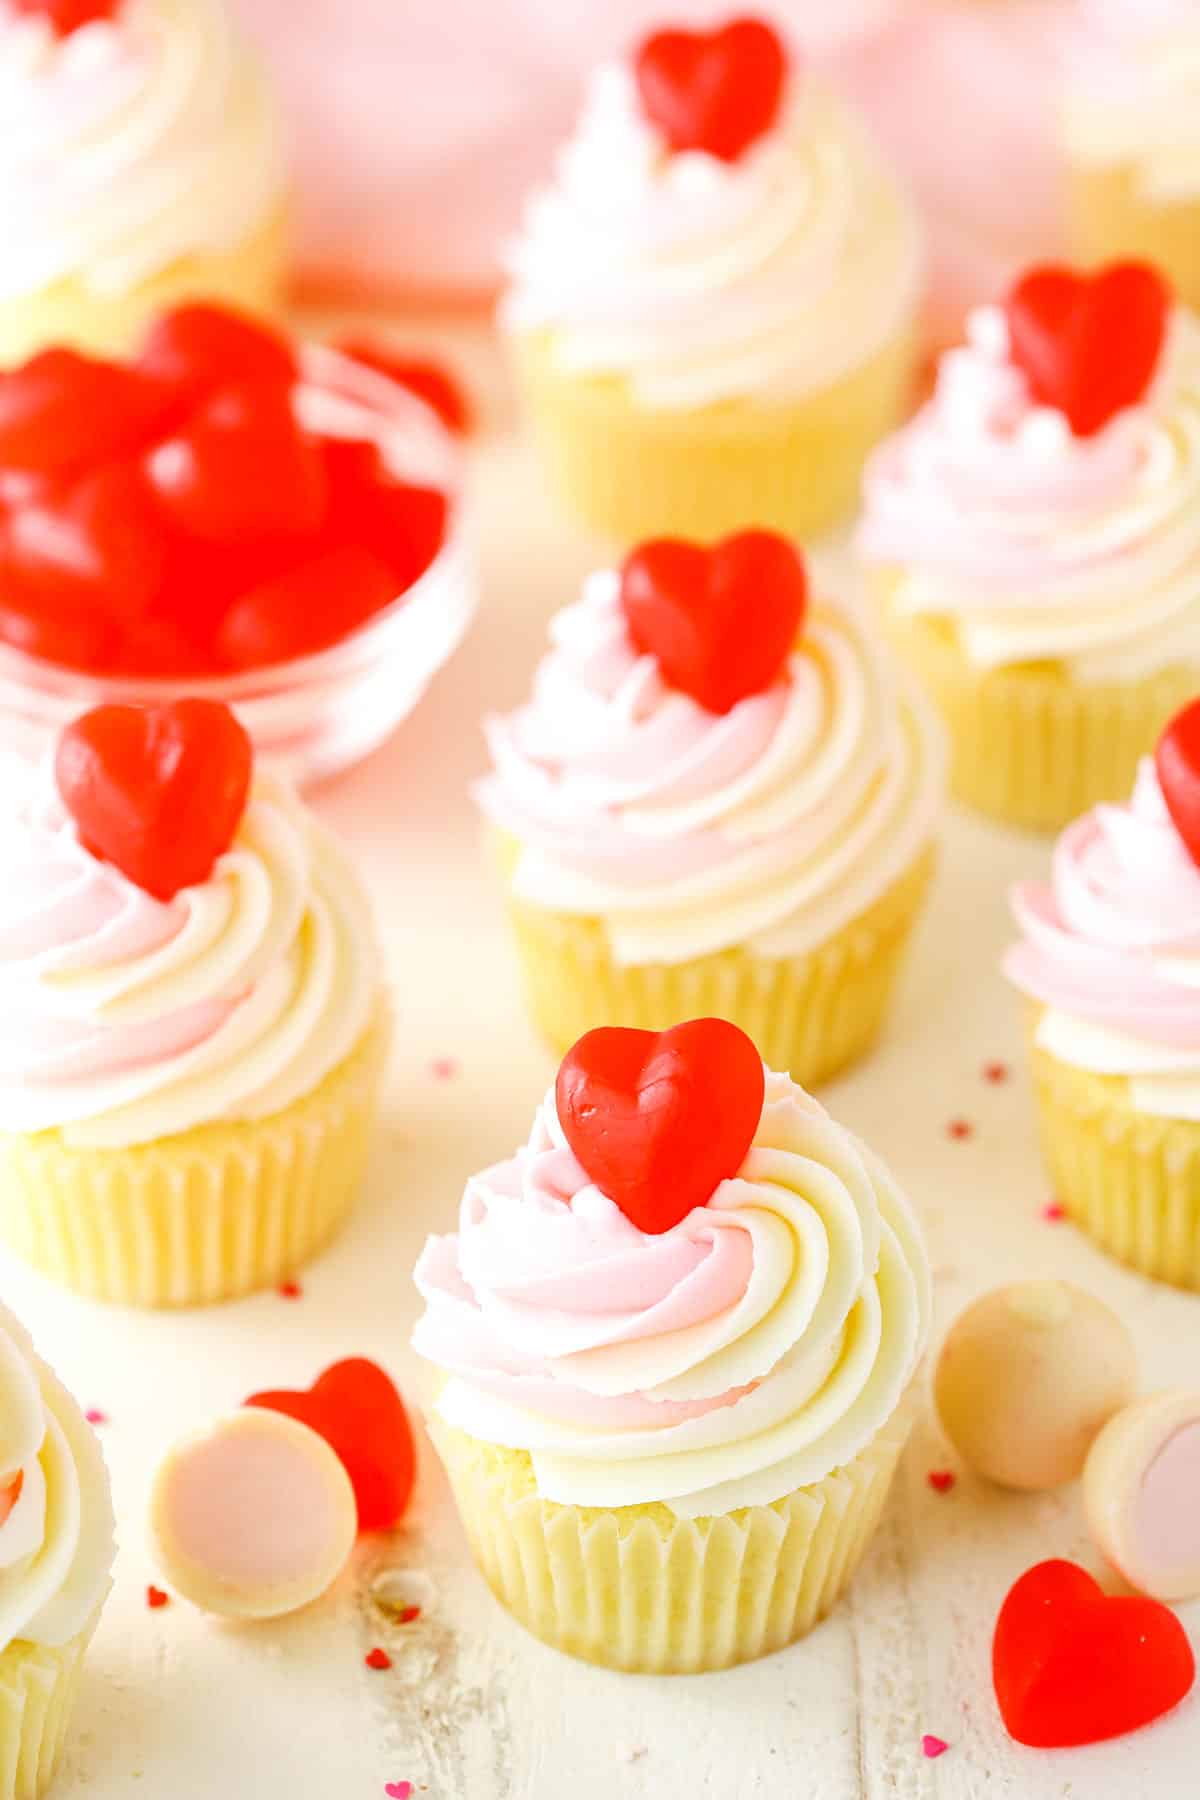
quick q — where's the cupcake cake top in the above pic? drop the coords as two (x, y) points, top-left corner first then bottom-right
(0, 697), (379, 1148)
(859, 261), (1200, 679)
(413, 1019), (930, 1516)
(501, 15), (922, 408)
(0, 1296), (114, 1650)
(476, 529), (944, 966)
(1064, 0), (1200, 198)
(0, 0), (285, 303)
(1005, 699), (1200, 1119)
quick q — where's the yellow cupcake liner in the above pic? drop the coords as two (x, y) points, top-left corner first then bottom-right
(0, 1011), (389, 1309)
(1067, 161), (1200, 315)
(429, 1405), (913, 1674)
(500, 841), (935, 1086)
(512, 320), (919, 545)
(875, 589), (1197, 831)
(0, 206), (288, 369)
(1030, 1039), (1200, 1291)
(0, 1607), (102, 1800)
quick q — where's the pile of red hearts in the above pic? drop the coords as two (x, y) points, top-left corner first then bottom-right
(0, 305), (453, 679)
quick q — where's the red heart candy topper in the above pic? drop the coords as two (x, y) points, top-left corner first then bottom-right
(1003, 261), (1172, 439)
(55, 699), (252, 903)
(1155, 698), (1200, 868)
(11, 0), (120, 35)
(555, 1019), (765, 1235)
(993, 1559), (1194, 1748)
(634, 17), (789, 162)
(620, 529), (807, 716)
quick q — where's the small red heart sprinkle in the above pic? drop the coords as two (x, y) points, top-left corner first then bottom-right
(1042, 1201), (1066, 1223)
(1156, 699), (1200, 869)
(85, 1409), (108, 1426)
(927, 1470), (956, 1495)
(994, 1560), (1195, 1747)
(635, 17), (788, 162)
(336, 340), (472, 436)
(398, 1605), (421, 1625)
(620, 530), (806, 716)
(146, 1586), (170, 1610)
(384, 1784), (412, 1800)
(11, 0), (120, 34)
(1004, 262), (1170, 438)
(946, 1119), (973, 1141)
(365, 1648), (392, 1671)
(983, 1061), (1009, 1084)
(247, 1358), (416, 1533)
(278, 1280), (303, 1300)
(556, 1019), (765, 1235)
(921, 1735), (950, 1759)
(56, 699), (252, 902)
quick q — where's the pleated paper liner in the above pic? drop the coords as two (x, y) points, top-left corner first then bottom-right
(1031, 1042), (1200, 1291)
(876, 596), (1197, 832)
(1066, 160), (1200, 315)
(0, 1606), (103, 1800)
(429, 1405), (914, 1674)
(511, 322), (918, 546)
(0, 1010), (389, 1309)
(500, 843), (935, 1088)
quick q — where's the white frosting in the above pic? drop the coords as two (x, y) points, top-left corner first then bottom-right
(1065, 1), (1200, 201)
(502, 66), (922, 410)
(0, 0), (285, 301)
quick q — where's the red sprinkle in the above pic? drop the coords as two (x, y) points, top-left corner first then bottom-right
(278, 1279), (303, 1299)
(430, 1057), (459, 1081)
(398, 1604), (421, 1625)
(384, 1785), (412, 1800)
(927, 1470), (956, 1495)
(922, 1735), (950, 1760)
(146, 1586), (170, 1610)
(983, 1061), (1009, 1084)
(946, 1119), (974, 1141)
(1042, 1200), (1066, 1223)
(85, 1408), (108, 1426)
(365, 1648), (392, 1671)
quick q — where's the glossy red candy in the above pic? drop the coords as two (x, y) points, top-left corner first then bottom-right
(10, 0), (120, 36)
(144, 385), (327, 543)
(1004, 262), (1170, 438)
(634, 17), (787, 162)
(321, 436), (448, 589)
(336, 339), (471, 436)
(0, 593), (116, 673)
(247, 1359), (416, 1533)
(1155, 699), (1200, 867)
(139, 304), (297, 406)
(6, 462), (165, 622)
(555, 1019), (765, 1234)
(993, 1559), (1195, 1748)
(55, 699), (252, 901)
(217, 546), (398, 670)
(621, 529), (806, 715)
(0, 349), (172, 474)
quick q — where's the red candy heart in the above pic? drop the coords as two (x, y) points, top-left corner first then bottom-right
(144, 385), (327, 544)
(621, 529), (806, 715)
(556, 1019), (765, 1235)
(247, 1359), (416, 1533)
(320, 437), (448, 590)
(11, 0), (120, 36)
(634, 17), (787, 162)
(56, 699), (252, 901)
(1156, 700), (1200, 868)
(6, 462), (165, 623)
(0, 348), (171, 474)
(217, 545), (398, 670)
(1004, 262), (1171, 438)
(993, 1559), (1195, 1748)
(336, 340), (472, 436)
(139, 304), (297, 407)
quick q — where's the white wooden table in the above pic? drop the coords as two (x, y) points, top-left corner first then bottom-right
(18, 314), (1200, 1800)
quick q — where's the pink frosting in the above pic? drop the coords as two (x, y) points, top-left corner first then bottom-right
(1005, 759), (1200, 1048)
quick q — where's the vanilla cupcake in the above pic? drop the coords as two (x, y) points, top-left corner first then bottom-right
(477, 530), (943, 1085)
(0, 698), (386, 1306)
(860, 261), (1200, 830)
(1005, 701), (1200, 1288)
(414, 1018), (930, 1673)
(502, 16), (923, 543)
(1064, 0), (1200, 312)
(0, 0), (287, 366)
(0, 1299), (115, 1798)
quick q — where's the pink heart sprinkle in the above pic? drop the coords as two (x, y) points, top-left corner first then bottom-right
(430, 1057), (458, 1081)
(384, 1785), (412, 1800)
(922, 1735), (950, 1759)
(85, 1408), (108, 1426)
(927, 1469), (956, 1495)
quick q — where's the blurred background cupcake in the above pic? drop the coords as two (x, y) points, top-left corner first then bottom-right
(0, 0), (287, 366)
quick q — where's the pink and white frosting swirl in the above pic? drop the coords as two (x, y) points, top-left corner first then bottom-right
(477, 571), (943, 965)
(859, 301), (1200, 680)
(1006, 756), (1200, 1117)
(413, 1069), (930, 1515)
(1065, 0), (1200, 201)
(501, 60), (922, 409)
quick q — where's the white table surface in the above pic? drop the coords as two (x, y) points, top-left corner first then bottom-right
(16, 312), (1200, 1800)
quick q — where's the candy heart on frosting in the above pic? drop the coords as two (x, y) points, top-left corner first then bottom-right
(992, 1559), (1195, 1747)
(555, 1019), (765, 1235)
(620, 529), (807, 716)
(1156, 700), (1200, 869)
(1003, 262), (1171, 439)
(246, 1358), (416, 1533)
(634, 17), (788, 163)
(55, 699), (252, 902)
(10, 0), (121, 36)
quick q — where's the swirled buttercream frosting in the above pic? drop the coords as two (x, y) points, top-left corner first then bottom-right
(1065, 1), (1200, 202)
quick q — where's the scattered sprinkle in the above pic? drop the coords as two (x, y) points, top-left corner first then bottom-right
(946, 1119), (974, 1141)
(85, 1409), (108, 1426)
(922, 1735), (950, 1760)
(398, 1604), (421, 1625)
(146, 1586), (169, 1610)
(365, 1648), (392, 1671)
(618, 1747), (648, 1765)
(278, 1280), (303, 1299)
(927, 1470), (956, 1495)
(1042, 1200), (1066, 1223)
(430, 1057), (459, 1082)
(384, 1785), (412, 1800)
(982, 1061), (1009, 1084)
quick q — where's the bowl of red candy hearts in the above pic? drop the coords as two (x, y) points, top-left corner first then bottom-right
(0, 304), (474, 785)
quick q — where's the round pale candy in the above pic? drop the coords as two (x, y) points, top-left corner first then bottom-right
(1084, 1391), (1200, 1602)
(934, 1281), (1137, 1491)
(149, 1408), (357, 1619)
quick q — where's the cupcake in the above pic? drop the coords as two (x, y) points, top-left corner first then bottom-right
(860, 260), (1200, 831)
(1005, 700), (1200, 1288)
(0, 1298), (115, 1798)
(0, 0), (287, 366)
(0, 696), (387, 1306)
(1064, 1), (1200, 313)
(477, 529), (944, 1085)
(501, 16), (923, 543)
(413, 1017), (931, 1673)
